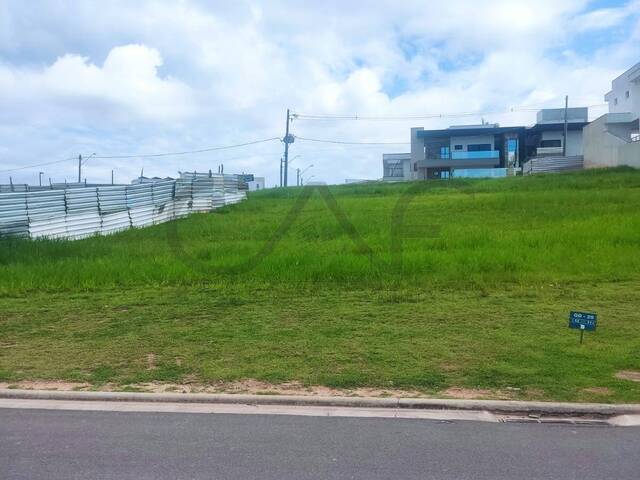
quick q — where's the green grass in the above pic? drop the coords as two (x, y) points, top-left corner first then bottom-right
(1, 167), (640, 402)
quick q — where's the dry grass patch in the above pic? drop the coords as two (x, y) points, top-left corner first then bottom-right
(615, 371), (640, 382)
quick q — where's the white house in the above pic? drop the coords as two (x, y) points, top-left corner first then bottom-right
(604, 62), (640, 121)
(247, 176), (265, 191)
(584, 62), (640, 169)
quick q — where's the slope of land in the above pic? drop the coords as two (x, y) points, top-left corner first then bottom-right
(1, 168), (640, 402)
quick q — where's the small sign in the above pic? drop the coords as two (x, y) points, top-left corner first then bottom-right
(240, 174), (254, 182)
(569, 311), (597, 331)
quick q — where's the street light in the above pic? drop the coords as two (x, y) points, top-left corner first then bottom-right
(301, 174), (315, 186)
(297, 164), (313, 186)
(286, 155), (302, 187)
(78, 152), (96, 183)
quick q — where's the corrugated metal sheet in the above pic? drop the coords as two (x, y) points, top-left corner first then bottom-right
(65, 212), (102, 240)
(152, 202), (175, 225)
(126, 183), (154, 208)
(152, 181), (175, 206)
(0, 174), (247, 240)
(98, 186), (128, 213)
(223, 174), (240, 193)
(66, 187), (99, 214)
(523, 156), (584, 175)
(26, 190), (67, 239)
(0, 192), (29, 237)
(192, 178), (214, 212)
(101, 211), (131, 235)
(0, 184), (28, 193)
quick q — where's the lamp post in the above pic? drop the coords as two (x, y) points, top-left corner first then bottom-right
(78, 152), (96, 183)
(301, 174), (315, 186)
(298, 164), (313, 186)
(287, 155), (301, 187)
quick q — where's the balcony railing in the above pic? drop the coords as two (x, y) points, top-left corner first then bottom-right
(535, 146), (564, 156)
(450, 150), (500, 160)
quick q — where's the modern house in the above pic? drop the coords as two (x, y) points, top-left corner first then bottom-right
(604, 62), (640, 119)
(584, 62), (640, 169)
(384, 107), (589, 180)
(409, 123), (523, 180)
(525, 108), (588, 158)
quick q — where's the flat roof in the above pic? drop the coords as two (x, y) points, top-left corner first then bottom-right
(526, 122), (589, 133)
(417, 126), (526, 138)
(612, 61), (640, 83)
(416, 122), (588, 138)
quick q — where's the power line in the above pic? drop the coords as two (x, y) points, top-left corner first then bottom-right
(0, 157), (77, 174)
(92, 137), (281, 159)
(0, 137), (281, 174)
(292, 103), (608, 121)
(296, 136), (409, 145)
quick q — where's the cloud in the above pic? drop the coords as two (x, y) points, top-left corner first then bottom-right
(572, 1), (640, 32)
(0, 0), (639, 186)
(0, 44), (196, 125)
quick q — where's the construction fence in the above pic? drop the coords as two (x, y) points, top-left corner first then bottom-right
(0, 174), (247, 240)
(522, 155), (584, 175)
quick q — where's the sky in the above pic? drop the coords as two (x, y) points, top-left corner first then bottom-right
(1, 0), (639, 186)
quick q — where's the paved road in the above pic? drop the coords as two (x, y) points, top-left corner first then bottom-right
(1, 408), (639, 480)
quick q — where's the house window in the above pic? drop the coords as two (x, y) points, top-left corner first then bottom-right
(384, 162), (404, 177)
(454, 145), (463, 150)
(440, 146), (450, 159)
(626, 91), (630, 99)
(413, 162), (417, 172)
(467, 144), (492, 152)
(540, 139), (562, 148)
(614, 98), (618, 105)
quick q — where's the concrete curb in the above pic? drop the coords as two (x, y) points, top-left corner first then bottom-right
(1, 389), (639, 418)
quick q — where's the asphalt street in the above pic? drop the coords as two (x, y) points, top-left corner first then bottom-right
(1, 408), (639, 480)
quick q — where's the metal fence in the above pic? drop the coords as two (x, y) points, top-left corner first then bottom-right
(522, 155), (584, 175)
(0, 174), (247, 240)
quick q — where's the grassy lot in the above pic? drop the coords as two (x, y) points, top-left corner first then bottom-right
(1, 167), (640, 402)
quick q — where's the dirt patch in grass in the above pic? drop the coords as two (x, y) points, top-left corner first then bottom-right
(615, 371), (640, 382)
(146, 353), (158, 370)
(128, 379), (428, 397)
(0, 381), (91, 391)
(0, 379), (428, 398)
(582, 387), (612, 395)
(442, 387), (516, 400)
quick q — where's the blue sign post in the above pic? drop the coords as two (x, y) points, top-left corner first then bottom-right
(569, 311), (597, 344)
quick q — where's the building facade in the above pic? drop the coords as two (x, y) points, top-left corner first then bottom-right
(410, 123), (523, 180)
(247, 176), (265, 191)
(604, 62), (640, 120)
(382, 153), (412, 181)
(584, 62), (640, 169)
(386, 108), (589, 180)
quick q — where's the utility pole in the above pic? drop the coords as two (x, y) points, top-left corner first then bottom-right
(283, 108), (293, 187)
(563, 95), (569, 157)
(38, 172), (44, 187)
(78, 154), (82, 183)
(111, 170), (114, 185)
(296, 168), (300, 186)
(279, 158), (283, 187)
